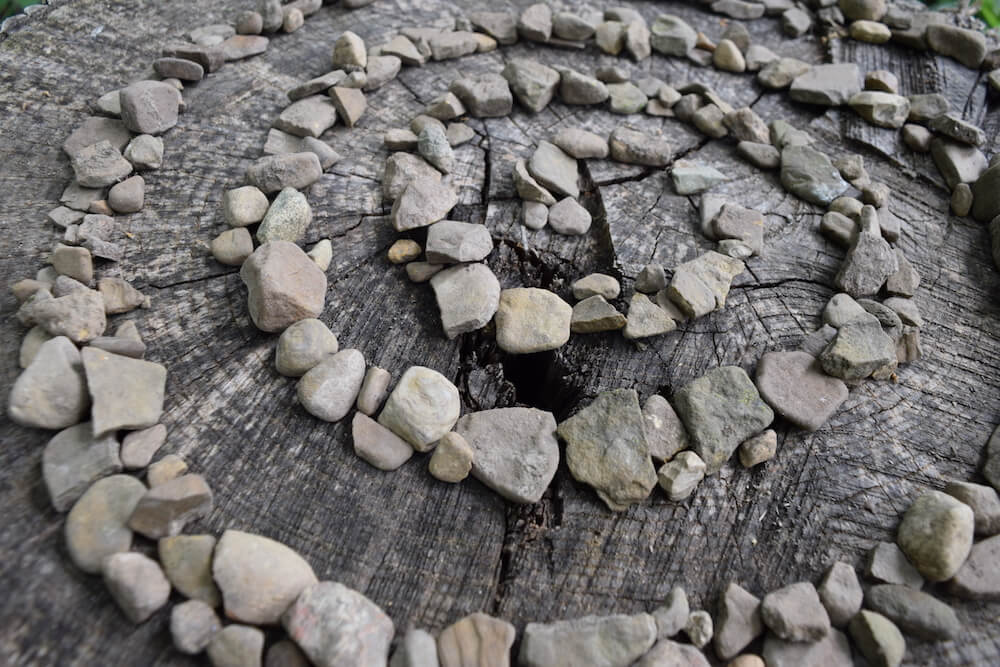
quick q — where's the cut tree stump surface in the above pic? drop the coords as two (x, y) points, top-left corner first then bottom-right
(1, 1), (999, 665)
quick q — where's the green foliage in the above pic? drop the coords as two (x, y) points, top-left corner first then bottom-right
(982, 0), (1000, 27)
(1, 0), (42, 20)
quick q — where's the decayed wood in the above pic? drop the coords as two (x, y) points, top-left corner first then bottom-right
(0, 1), (998, 665)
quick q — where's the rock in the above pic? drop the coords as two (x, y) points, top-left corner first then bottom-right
(470, 11), (517, 44)
(241, 241), (326, 332)
(738, 429), (776, 467)
(50, 244), (93, 284)
(641, 395), (689, 463)
(780, 7), (810, 36)
(745, 44), (779, 72)
(850, 19), (891, 43)
(352, 412), (414, 471)
(392, 177), (458, 231)
(865, 584), (960, 640)
(426, 221), (492, 263)
(886, 250), (920, 297)
(934, 138), (988, 193)
(351, 367), (391, 418)
(428, 31), (479, 61)
(714, 583), (763, 660)
(657, 451), (706, 502)
(762, 628), (852, 667)
(223, 186), (269, 227)
(950, 533), (1000, 599)
(755, 351), (848, 431)
(154, 56), (204, 81)
(514, 159), (557, 205)
(502, 59), (560, 113)
(944, 481), (1000, 536)
(455, 407), (559, 504)
(332, 30), (367, 70)
(208, 625), (264, 667)
(449, 73), (513, 117)
(673, 366), (774, 474)
(665, 251), (744, 319)
(297, 349), (366, 422)
(849, 610), (904, 667)
(973, 163), (1000, 221)
(547, 197), (591, 235)
(382, 35), (425, 66)
(650, 15), (696, 56)
(608, 126), (672, 166)
(865, 70), (899, 94)
(882, 297), (922, 328)
(558, 68), (609, 105)
(246, 152), (323, 193)
(47, 206), (85, 229)
(24, 289), (107, 342)
(325, 87), (364, 130)
(519, 613), (656, 667)
(849, 91), (909, 129)
(148, 455), (188, 487)
(8, 336), (89, 429)
(930, 113), (986, 148)
(117, 80), (180, 136)
(425, 92), (466, 120)
(495, 287), (572, 354)
(171, 600), (221, 654)
(430, 263), (501, 339)
(288, 70), (347, 101)
(835, 209), (896, 297)
(840, 0), (886, 20)
(378, 366), (460, 451)
(818, 561), (863, 628)
(220, 34), (269, 61)
(210, 227), (253, 266)
(723, 108), (769, 145)
(128, 473), (213, 539)
(97, 277), (148, 316)
(902, 124), (932, 153)
(43, 422), (121, 512)
(623, 293), (676, 340)
(606, 82), (647, 114)
(63, 117), (131, 158)
(428, 431), (474, 483)
(18, 325), (52, 368)
(102, 552), (171, 624)
(714, 39), (746, 72)
(65, 474), (146, 573)
(758, 58), (811, 90)
(70, 140), (133, 188)
(383, 153), (441, 201)
(571, 296), (626, 333)
(711, 204), (764, 255)
(823, 292), (866, 327)
(866, 541), (926, 588)
(407, 262), (444, 283)
(437, 613), (514, 667)
(552, 128), (608, 159)
(213, 529), (317, 625)
(789, 63), (860, 106)
(634, 265), (666, 294)
(158, 533), (221, 606)
(446, 122), (474, 147)
(780, 145), (848, 205)
(926, 24), (987, 68)
(364, 55), (401, 91)
(528, 141), (579, 199)
(952, 183), (973, 217)
(898, 490), (975, 581)
(906, 93), (949, 125)
(685, 611), (713, 648)
(820, 314), (896, 381)
(274, 96), (338, 139)
(653, 587), (690, 639)
(275, 318), (339, 377)
(761, 582), (831, 642)
(572, 273), (620, 300)
(737, 142), (781, 170)
(635, 640), (709, 667)
(257, 188), (312, 244)
(390, 628), (440, 667)
(518, 3), (552, 42)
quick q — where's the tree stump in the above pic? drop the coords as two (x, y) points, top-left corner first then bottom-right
(1, 1), (998, 665)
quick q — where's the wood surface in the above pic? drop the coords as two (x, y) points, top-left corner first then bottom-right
(0, 0), (998, 665)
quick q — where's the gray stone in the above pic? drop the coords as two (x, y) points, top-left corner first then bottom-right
(332, 30), (367, 69)
(220, 34), (269, 61)
(623, 293), (676, 340)
(288, 70), (347, 101)
(128, 473), (212, 539)
(952, 183), (973, 217)
(107, 175), (144, 213)
(711, 204), (764, 255)
(898, 490), (975, 581)
(95, 89), (122, 116)
(378, 366), (461, 451)
(258, 187), (312, 244)
(275, 96), (338, 138)
(71, 140), (133, 188)
(671, 160), (727, 195)
(18, 326), (52, 368)
(455, 407), (559, 504)
(428, 431), (473, 483)
(820, 315), (896, 381)
(352, 412), (414, 471)
(119, 80), (180, 134)
(755, 350), (849, 431)
(944, 481), (1000, 536)
(596, 65), (629, 84)
(552, 12), (595, 41)
(606, 82), (646, 114)
(572, 273), (620, 300)
(528, 141), (579, 199)
(428, 31), (479, 60)
(98, 277), (148, 315)
(692, 104), (729, 139)
(241, 241), (327, 332)
(329, 86), (366, 128)
(973, 163), (1000, 221)
(211, 227), (253, 266)
(840, 0), (886, 20)
(147, 455), (186, 487)
(382, 35), (425, 66)
(102, 552), (170, 624)
(430, 263), (501, 339)
(930, 113), (986, 147)
(553, 128), (608, 159)
(266, 639), (311, 667)
(495, 287), (572, 354)
(635, 640), (709, 667)
(650, 14), (697, 56)
(865, 584), (960, 640)
(635, 265), (667, 293)
(390, 628), (441, 667)
(714, 583), (763, 660)
(908, 93), (949, 123)
(758, 58), (811, 89)
(8, 336), (89, 429)
(789, 63), (860, 106)
(446, 122), (474, 147)
(714, 39), (746, 72)
(276, 318), (339, 377)
(763, 628), (851, 667)
(63, 116), (131, 158)
(665, 251), (744, 318)
(208, 625), (264, 667)
(520, 613), (656, 667)
(449, 73), (513, 117)
(559, 389), (657, 511)
(712, 0), (765, 18)
(392, 177), (458, 231)
(739, 429), (776, 467)
(82, 347), (166, 436)
(902, 124), (932, 153)
(849, 91), (910, 129)
(50, 244), (93, 284)
(385, 128), (419, 152)
(223, 186), (269, 227)
(926, 23), (987, 68)
(673, 366), (774, 474)
(609, 126), (671, 166)
(89, 335), (145, 359)
(641, 395), (689, 462)
(866, 541), (925, 588)
(761, 582), (831, 642)
(426, 221), (492, 263)
(624, 19), (651, 61)
(865, 69), (899, 93)
(782, 7), (812, 36)
(297, 349), (366, 422)
(883, 297), (923, 328)
(425, 92), (465, 120)
(154, 57), (203, 81)
(43, 422), (121, 512)
(171, 600), (221, 654)
(653, 587), (689, 639)
(818, 561), (863, 628)
(745, 44), (779, 71)
(514, 159), (557, 205)
(47, 206), (85, 229)
(886, 250), (920, 297)
(548, 197), (591, 235)
(438, 613), (514, 667)
(737, 142), (781, 169)
(158, 534), (220, 606)
(657, 451), (706, 502)
(834, 209), (896, 296)
(684, 610), (713, 648)
(356, 367), (391, 416)
(469, 11), (517, 44)
(559, 69), (609, 105)
(849, 610), (905, 667)
(723, 108), (769, 144)
(65, 474), (146, 573)
(950, 534), (1000, 600)
(383, 153), (441, 201)
(517, 3), (552, 42)
(502, 59), (560, 113)
(406, 262), (444, 283)
(780, 145), (848, 205)
(246, 152), (323, 193)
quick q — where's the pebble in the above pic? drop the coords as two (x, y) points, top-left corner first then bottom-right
(714, 39), (746, 72)
(737, 142), (780, 169)
(43, 422), (121, 512)
(332, 30), (367, 70)
(329, 86), (367, 128)
(547, 197), (591, 235)
(297, 349), (366, 422)
(119, 80), (180, 135)
(70, 140), (133, 188)
(288, 70), (347, 101)
(944, 481), (1000, 535)
(246, 152), (323, 193)
(63, 116), (132, 158)
(907, 93), (949, 124)
(425, 92), (466, 120)
(211, 227), (254, 266)
(7, 336), (89, 429)
(519, 613), (656, 667)
(223, 185), (269, 227)
(637, 640), (710, 667)
(406, 261), (444, 283)
(951, 183), (973, 217)
(780, 145), (848, 205)
(99, 277), (148, 315)
(102, 552), (171, 624)
(352, 412), (414, 471)
(608, 126), (672, 167)
(426, 221), (492, 263)
(757, 58), (811, 89)
(724, 108), (769, 144)
(865, 70), (899, 94)
(849, 610), (904, 667)
(572, 273), (620, 300)
(365, 55), (401, 91)
(761, 581), (831, 642)
(428, 31), (479, 60)
(789, 63), (860, 106)
(449, 73), (513, 117)
(553, 128), (608, 159)
(275, 95), (338, 138)
(123, 134), (164, 171)
(18, 326), (52, 368)
(762, 628), (852, 667)
(83, 347), (167, 435)
(650, 14), (697, 56)
(571, 296), (626, 333)
(972, 163), (1000, 221)
(107, 174), (144, 213)
(817, 561), (863, 628)
(641, 395), (689, 462)
(950, 533), (1000, 599)
(147, 454), (188, 487)
(901, 124), (931, 152)
(820, 314), (896, 381)
(258, 187), (312, 244)
(220, 35), (269, 61)
(623, 293), (676, 340)
(428, 431), (474, 483)
(925, 23), (987, 68)
(840, 0), (886, 20)
(665, 251), (744, 318)
(383, 35), (425, 66)
(685, 610), (714, 648)
(558, 68), (609, 105)
(596, 65), (629, 83)
(158, 534), (221, 606)
(560, 388), (657, 511)
(933, 138), (987, 193)
(850, 19), (891, 43)
(670, 160), (727, 195)
(208, 625), (264, 667)
(848, 91), (910, 129)
(48, 206), (85, 229)
(95, 89), (122, 116)
(494, 287), (572, 354)
(171, 600), (221, 654)
(867, 540), (925, 589)
(714, 582), (763, 660)
(653, 587), (690, 639)
(128, 473), (213, 539)
(378, 366), (460, 451)
(712, 204), (764, 255)
(607, 82), (648, 114)
(456, 407), (559, 504)
(446, 122), (474, 147)
(633, 265), (665, 294)
(738, 429), (776, 467)
(213, 529), (317, 625)
(241, 241), (327, 332)
(898, 490), (974, 581)
(745, 44), (779, 71)
(755, 350), (848, 431)
(502, 59), (560, 113)
(275, 318), (338, 377)
(886, 250), (920, 297)
(355, 366), (391, 416)
(26, 288), (108, 343)
(154, 56), (204, 81)
(430, 263), (501, 339)
(929, 113), (986, 149)
(658, 451), (706, 502)
(517, 3), (552, 42)
(437, 613), (515, 667)
(392, 177), (458, 231)
(267, 639), (311, 667)
(865, 584), (960, 640)
(528, 141), (579, 199)
(65, 474), (146, 573)
(50, 244), (93, 284)
(693, 104), (728, 139)
(383, 153), (441, 202)
(470, 11), (518, 44)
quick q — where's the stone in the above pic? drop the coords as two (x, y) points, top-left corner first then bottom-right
(692, 104), (729, 139)
(449, 73), (513, 117)
(789, 63), (860, 106)
(147, 454), (188, 488)
(673, 366), (773, 474)
(65, 474), (146, 573)
(384, 128), (419, 152)
(455, 407), (559, 504)
(352, 412), (414, 471)
(898, 490), (975, 581)
(425, 92), (466, 121)
(528, 141), (579, 199)
(608, 82), (648, 114)
(494, 287), (572, 354)
(407, 262), (444, 283)
(518, 3), (552, 42)
(426, 221), (492, 263)
(633, 265), (665, 294)
(50, 244), (93, 284)
(519, 613), (656, 667)
(514, 159), (557, 205)
(780, 7), (811, 36)
(738, 430), (776, 467)
(102, 552), (171, 624)
(25, 283), (107, 342)
(571, 296), (626, 334)
(211, 228), (253, 266)
(758, 58), (811, 90)
(274, 318), (338, 377)
(297, 349), (366, 422)
(282, 8), (303, 32)
(332, 30), (366, 70)
(128, 473), (212, 539)
(780, 145), (848, 205)
(818, 561), (863, 628)
(430, 263), (501, 339)
(657, 451), (706, 502)
(653, 587), (690, 639)
(723, 108), (769, 144)
(840, 0), (886, 20)
(501, 59), (559, 113)
(288, 70), (347, 101)
(637, 640), (710, 667)
(849, 610), (904, 667)
(944, 481), (1000, 535)
(383, 153), (441, 202)
(820, 315), (896, 381)
(378, 366), (460, 451)
(47, 206), (86, 229)
(470, 11), (517, 44)
(355, 367), (391, 417)
(625, 20), (652, 60)
(930, 113), (986, 147)
(364, 56), (401, 91)
(240, 241), (327, 332)
(608, 126), (671, 167)
(685, 611), (713, 648)
(848, 91), (909, 129)
(737, 142), (781, 170)
(714, 39), (746, 72)
(558, 69), (609, 106)
(902, 124), (931, 153)
(761, 582), (831, 642)
(572, 273), (620, 300)
(171, 600), (221, 654)
(82, 347), (165, 435)
(98, 277), (148, 315)
(714, 583), (763, 660)
(650, 14), (697, 56)
(246, 152), (323, 193)
(437, 613), (514, 667)
(596, 65), (629, 84)
(220, 34), (269, 61)
(883, 297), (922, 328)
(552, 128), (608, 160)
(865, 584), (960, 640)
(745, 44), (779, 72)
(329, 86), (366, 128)
(71, 140), (133, 188)
(267, 639), (311, 667)
(428, 31), (479, 61)
(257, 188), (312, 244)
(952, 183), (973, 217)
(665, 251), (744, 318)
(392, 177), (458, 231)
(208, 625), (264, 667)
(641, 395), (689, 462)
(623, 293), (676, 340)
(865, 70), (899, 94)
(274, 96), (338, 139)
(223, 186), (269, 227)
(159, 534), (221, 606)
(428, 431), (474, 483)
(446, 122), (474, 147)
(41, 417), (120, 513)
(18, 326), (52, 368)
(820, 212), (857, 247)
(105, 173), (143, 214)
(154, 56), (203, 81)
(950, 534), (1000, 600)
(908, 93), (949, 123)
(850, 19), (891, 43)
(866, 541), (925, 589)
(63, 117), (131, 158)
(670, 161), (726, 195)
(389, 630), (439, 667)
(926, 24), (987, 68)
(119, 80), (180, 134)
(711, 204), (764, 255)
(89, 335), (145, 359)
(383, 35), (425, 66)
(837, 207), (897, 296)
(973, 163), (1000, 221)
(762, 628), (851, 667)
(547, 197), (591, 235)
(886, 250), (920, 297)
(755, 351), (848, 431)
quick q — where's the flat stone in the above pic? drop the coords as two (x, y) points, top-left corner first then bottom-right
(382, 35), (425, 66)
(383, 152), (441, 201)
(241, 241), (327, 332)
(470, 11), (518, 44)
(653, 587), (689, 639)
(119, 80), (180, 134)
(42, 422), (121, 512)
(128, 473), (212, 539)
(684, 611), (713, 648)
(425, 91), (465, 121)
(98, 277), (148, 315)
(528, 141), (579, 199)
(437, 612), (514, 667)
(755, 351), (848, 431)
(502, 59), (560, 113)
(63, 117), (132, 158)
(223, 185), (269, 227)
(665, 251), (744, 318)
(148, 455), (188, 487)
(886, 250), (920, 297)
(944, 481), (1000, 536)
(849, 91), (910, 129)
(641, 395), (689, 463)
(820, 314), (896, 381)
(635, 640), (709, 667)
(207, 625), (264, 667)
(446, 122), (474, 147)
(552, 128), (608, 159)
(949, 533), (1000, 600)
(926, 23), (986, 68)
(518, 3), (552, 42)
(608, 126), (672, 166)
(559, 388), (657, 511)
(711, 204), (764, 255)
(219, 34), (269, 61)
(930, 113), (986, 147)
(723, 108), (769, 144)
(519, 613), (656, 667)
(65, 474), (146, 573)
(426, 221), (492, 263)
(898, 490), (975, 581)
(47, 206), (86, 229)
(906, 93), (949, 124)
(714, 39), (746, 73)
(428, 30), (478, 61)
(650, 14), (697, 56)
(607, 82), (648, 114)
(789, 64), (861, 106)
(406, 261), (444, 283)
(952, 183), (973, 217)
(276, 318), (338, 377)
(781, 145), (849, 205)
(737, 142), (781, 169)
(288, 70), (347, 101)
(758, 58), (811, 89)
(866, 541), (925, 588)
(712, 0), (765, 18)
(246, 152), (323, 193)
(355, 367), (391, 417)
(71, 140), (133, 188)
(547, 197), (590, 235)
(352, 412), (414, 471)
(762, 628), (852, 667)
(102, 552), (171, 624)
(266, 639), (310, 667)
(275, 96), (338, 138)
(297, 349), (366, 422)
(392, 177), (458, 231)
(22, 289), (107, 342)
(495, 287), (572, 354)
(8, 336), (89, 429)
(761, 582), (831, 642)
(670, 160), (726, 195)
(714, 583), (763, 660)
(50, 244), (93, 284)
(865, 584), (960, 640)
(384, 128), (419, 152)
(158, 534), (221, 606)
(657, 451), (706, 502)
(849, 610), (905, 667)
(154, 57), (203, 81)
(83, 348), (166, 436)
(378, 366), (460, 451)
(571, 295), (626, 334)
(572, 273), (620, 300)
(552, 12), (595, 41)
(171, 600), (221, 654)
(18, 325), (52, 368)
(739, 429), (776, 467)
(161, 42), (224, 71)
(559, 68), (609, 105)
(745, 44), (779, 71)
(89, 335), (145, 359)
(835, 210), (897, 296)
(449, 73), (512, 117)
(107, 174), (144, 213)
(329, 86), (366, 128)
(623, 293), (675, 340)
(430, 263), (501, 339)
(258, 187), (312, 244)
(428, 431), (473, 483)
(865, 69), (899, 93)
(817, 561), (863, 628)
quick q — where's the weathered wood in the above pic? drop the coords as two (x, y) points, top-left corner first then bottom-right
(0, 1), (998, 665)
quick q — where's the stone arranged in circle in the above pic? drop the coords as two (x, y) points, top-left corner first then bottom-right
(275, 318), (339, 377)
(42, 422), (121, 512)
(897, 490), (974, 582)
(257, 187), (313, 243)
(866, 541), (925, 589)
(127, 473), (213, 539)
(83, 347), (167, 436)
(425, 221), (492, 263)
(848, 610), (905, 667)
(864, 584), (961, 640)
(553, 127), (609, 159)
(207, 624), (264, 667)
(171, 600), (221, 654)
(762, 629), (852, 667)
(102, 552), (171, 624)
(570, 295), (626, 333)
(502, 58), (560, 113)
(241, 241), (327, 332)
(608, 126), (672, 166)
(788, 63), (861, 106)
(245, 152), (323, 193)
(714, 582), (763, 660)
(7, 335), (89, 430)
(755, 351), (848, 431)
(391, 177), (458, 231)
(494, 287), (572, 354)
(657, 450), (706, 502)
(297, 349), (366, 422)
(437, 612), (515, 667)
(377, 366), (461, 451)
(119, 80), (181, 135)
(547, 197), (591, 235)
(120, 423), (167, 469)
(428, 431), (474, 483)
(352, 412), (414, 471)
(528, 141), (579, 199)
(449, 73), (513, 117)
(817, 561), (864, 628)
(519, 613), (657, 667)
(65, 474), (146, 574)
(761, 581), (831, 642)
(780, 145), (849, 206)
(430, 263), (501, 339)
(158, 533), (221, 606)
